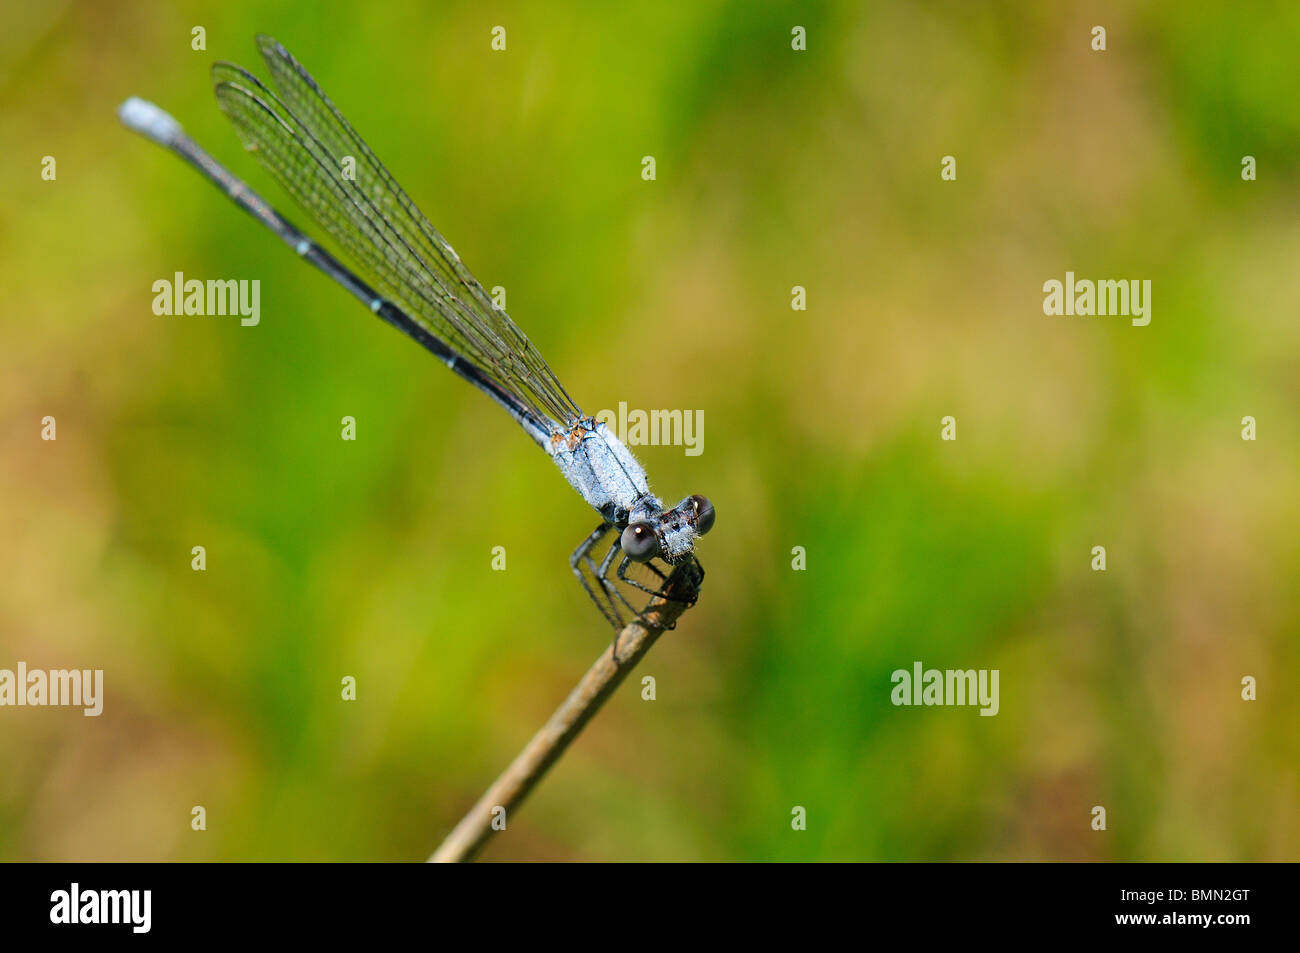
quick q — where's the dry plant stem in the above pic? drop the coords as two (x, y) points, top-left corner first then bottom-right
(429, 560), (704, 863)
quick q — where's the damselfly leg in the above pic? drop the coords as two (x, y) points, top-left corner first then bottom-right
(571, 522), (702, 658)
(571, 523), (623, 632)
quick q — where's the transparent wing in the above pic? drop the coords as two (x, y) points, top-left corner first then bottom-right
(210, 36), (582, 428)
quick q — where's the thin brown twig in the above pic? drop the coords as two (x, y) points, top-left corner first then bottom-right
(428, 559), (704, 863)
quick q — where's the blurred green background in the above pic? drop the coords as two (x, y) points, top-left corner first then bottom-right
(1, 0), (1297, 861)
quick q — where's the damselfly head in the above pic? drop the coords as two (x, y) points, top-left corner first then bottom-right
(621, 494), (715, 564)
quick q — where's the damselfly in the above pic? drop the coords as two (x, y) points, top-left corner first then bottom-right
(119, 35), (712, 641)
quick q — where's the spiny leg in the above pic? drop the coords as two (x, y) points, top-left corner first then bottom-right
(570, 522), (623, 632)
(594, 535), (649, 661)
(570, 525), (702, 659)
(583, 545), (627, 631)
(617, 555), (701, 608)
(616, 556), (669, 596)
(597, 534), (641, 614)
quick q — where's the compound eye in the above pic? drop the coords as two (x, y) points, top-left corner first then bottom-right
(689, 495), (715, 535)
(620, 523), (660, 562)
